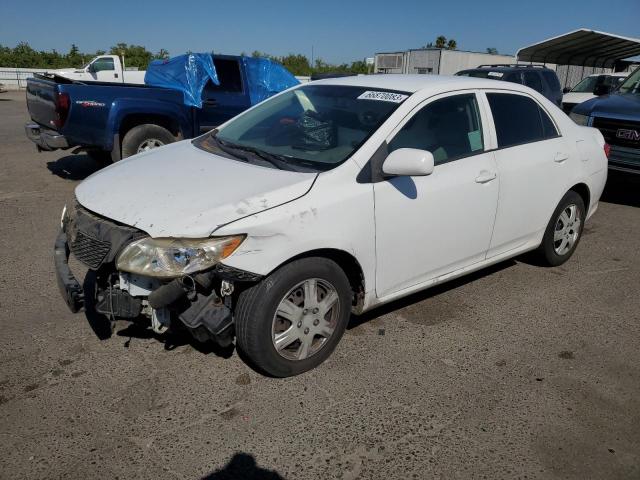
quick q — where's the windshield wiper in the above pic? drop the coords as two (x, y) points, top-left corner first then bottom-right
(216, 138), (309, 171)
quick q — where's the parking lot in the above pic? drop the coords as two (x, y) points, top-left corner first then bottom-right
(0, 89), (639, 479)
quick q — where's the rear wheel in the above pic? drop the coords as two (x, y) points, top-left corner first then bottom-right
(235, 257), (352, 377)
(537, 190), (585, 266)
(121, 124), (176, 158)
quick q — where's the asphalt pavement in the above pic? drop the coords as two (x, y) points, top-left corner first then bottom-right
(1, 90), (639, 479)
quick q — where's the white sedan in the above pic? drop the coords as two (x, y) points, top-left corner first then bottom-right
(56, 75), (609, 377)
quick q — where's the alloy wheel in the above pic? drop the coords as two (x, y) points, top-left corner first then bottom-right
(271, 278), (340, 361)
(553, 204), (581, 255)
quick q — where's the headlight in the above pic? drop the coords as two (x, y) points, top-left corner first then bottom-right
(116, 235), (245, 278)
(569, 112), (589, 126)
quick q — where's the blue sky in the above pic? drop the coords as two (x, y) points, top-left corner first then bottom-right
(2, 0), (639, 64)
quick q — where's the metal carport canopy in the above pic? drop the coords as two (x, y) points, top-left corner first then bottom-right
(517, 29), (640, 68)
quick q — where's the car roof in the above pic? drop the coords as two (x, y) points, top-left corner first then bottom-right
(307, 73), (532, 95)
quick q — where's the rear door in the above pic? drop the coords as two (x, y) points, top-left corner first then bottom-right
(197, 57), (251, 132)
(483, 91), (569, 257)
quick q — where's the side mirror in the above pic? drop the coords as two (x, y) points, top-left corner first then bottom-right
(562, 87), (570, 94)
(87, 63), (96, 73)
(383, 148), (435, 177)
(593, 84), (611, 96)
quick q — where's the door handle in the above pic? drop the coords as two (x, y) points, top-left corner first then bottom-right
(203, 99), (218, 107)
(554, 152), (569, 163)
(475, 170), (497, 184)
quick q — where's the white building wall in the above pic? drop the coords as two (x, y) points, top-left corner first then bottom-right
(438, 50), (516, 75)
(0, 67), (51, 90)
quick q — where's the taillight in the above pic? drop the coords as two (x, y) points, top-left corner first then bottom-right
(603, 143), (611, 159)
(53, 92), (70, 129)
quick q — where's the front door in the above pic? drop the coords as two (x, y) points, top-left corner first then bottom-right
(374, 92), (499, 298)
(91, 57), (118, 82)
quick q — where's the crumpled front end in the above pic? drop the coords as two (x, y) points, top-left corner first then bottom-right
(54, 202), (261, 346)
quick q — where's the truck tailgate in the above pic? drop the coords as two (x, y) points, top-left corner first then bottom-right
(26, 76), (60, 129)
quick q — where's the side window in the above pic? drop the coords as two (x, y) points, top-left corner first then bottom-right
(92, 57), (115, 72)
(523, 71), (544, 93)
(487, 93), (558, 148)
(503, 72), (522, 84)
(389, 94), (484, 165)
(541, 70), (561, 92)
(208, 58), (243, 93)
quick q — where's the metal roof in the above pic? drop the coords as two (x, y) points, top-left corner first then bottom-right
(517, 29), (640, 68)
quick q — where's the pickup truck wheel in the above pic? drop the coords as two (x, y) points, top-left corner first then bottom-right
(536, 190), (585, 266)
(235, 257), (351, 377)
(121, 124), (176, 158)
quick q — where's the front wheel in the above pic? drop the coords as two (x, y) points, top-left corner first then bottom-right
(235, 257), (352, 377)
(536, 190), (585, 266)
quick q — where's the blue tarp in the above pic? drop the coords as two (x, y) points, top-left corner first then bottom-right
(241, 57), (300, 104)
(144, 53), (299, 108)
(144, 53), (219, 108)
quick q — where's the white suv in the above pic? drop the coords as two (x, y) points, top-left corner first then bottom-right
(56, 75), (608, 377)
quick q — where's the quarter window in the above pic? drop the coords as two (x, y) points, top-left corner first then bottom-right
(487, 93), (558, 148)
(389, 94), (484, 165)
(523, 71), (544, 93)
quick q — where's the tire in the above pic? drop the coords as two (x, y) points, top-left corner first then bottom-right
(235, 257), (352, 377)
(536, 190), (586, 266)
(121, 124), (176, 158)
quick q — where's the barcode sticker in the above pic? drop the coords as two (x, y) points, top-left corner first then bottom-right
(358, 91), (408, 103)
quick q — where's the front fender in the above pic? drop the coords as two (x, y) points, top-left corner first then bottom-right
(213, 161), (377, 301)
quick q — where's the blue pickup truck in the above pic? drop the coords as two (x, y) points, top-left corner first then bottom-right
(25, 54), (298, 162)
(570, 67), (640, 174)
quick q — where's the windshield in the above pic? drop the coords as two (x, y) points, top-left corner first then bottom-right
(196, 85), (409, 171)
(618, 68), (640, 94)
(570, 76), (600, 93)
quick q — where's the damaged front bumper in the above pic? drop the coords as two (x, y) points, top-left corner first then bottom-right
(53, 205), (262, 346)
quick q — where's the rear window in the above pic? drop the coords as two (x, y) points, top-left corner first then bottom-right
(487, 93), (558, 148)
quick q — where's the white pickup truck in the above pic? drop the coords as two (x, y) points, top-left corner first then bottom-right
(52, 55), (146, 84)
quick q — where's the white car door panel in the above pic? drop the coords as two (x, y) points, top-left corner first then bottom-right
(488, 137), (569, 256)
(373, 92), (499, 298)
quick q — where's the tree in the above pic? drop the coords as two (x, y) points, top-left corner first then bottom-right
(446, 39), (457, 50)
(435, 36), (447, 48)
(486, 47), (498, 54)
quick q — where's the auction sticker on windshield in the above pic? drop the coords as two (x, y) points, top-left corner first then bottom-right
(357, 91), (408, 103)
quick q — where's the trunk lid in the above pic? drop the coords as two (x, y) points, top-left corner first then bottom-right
(26, 76), (61, 130)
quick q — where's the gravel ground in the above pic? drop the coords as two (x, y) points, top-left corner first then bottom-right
(1, 90), (639, 480)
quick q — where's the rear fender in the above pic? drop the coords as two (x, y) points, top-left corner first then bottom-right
(107, 99), (193, 151)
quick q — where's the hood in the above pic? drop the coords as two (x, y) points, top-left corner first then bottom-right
(562, 92), (594, 105)
(75, 141), (317, 238)
(573, 93), (640, 121)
